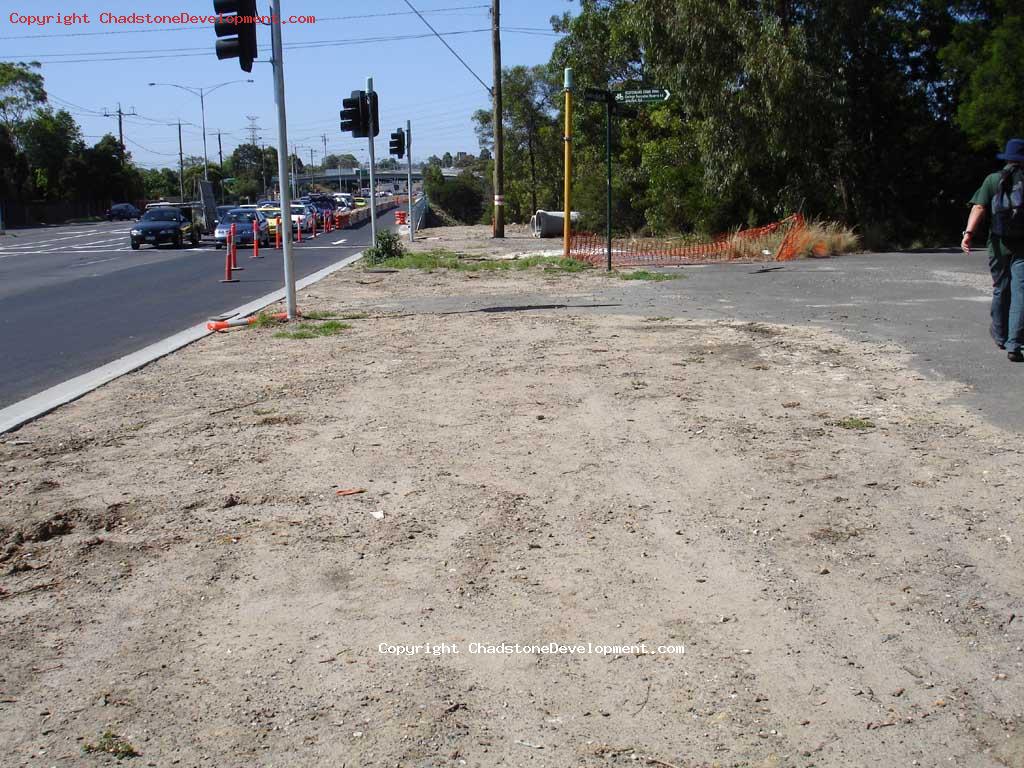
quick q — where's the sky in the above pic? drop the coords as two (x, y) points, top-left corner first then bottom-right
(0, 0), (577, 169)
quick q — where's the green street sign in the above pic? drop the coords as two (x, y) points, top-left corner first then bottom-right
(613, 88), (671, 105)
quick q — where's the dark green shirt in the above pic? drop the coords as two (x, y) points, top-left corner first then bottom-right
(971, 166), (1022, 253)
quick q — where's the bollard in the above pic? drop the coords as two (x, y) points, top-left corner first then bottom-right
(297, 219), (302, 243)
(312, 212), (317, 238)
(229, 223), (244, 271)
(275, 217), (282, 249)
(220, 242), (238, 283)
(251, 223), (262, 259)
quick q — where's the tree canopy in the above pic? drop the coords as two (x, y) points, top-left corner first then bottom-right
(459, 0), (1017, 246)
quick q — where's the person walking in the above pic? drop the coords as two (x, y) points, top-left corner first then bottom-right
(962, 138), (1024, 362)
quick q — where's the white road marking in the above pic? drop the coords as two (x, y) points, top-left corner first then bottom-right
(2, 229), (105, 247)
(332, 238), (348, 245)
(74, 257), (117, 267)
(292, 245), (362, 250)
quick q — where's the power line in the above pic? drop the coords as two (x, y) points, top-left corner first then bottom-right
(125, 136), (178, 157)
(2, 29), (495, 64)
(402, 0), (493, 95)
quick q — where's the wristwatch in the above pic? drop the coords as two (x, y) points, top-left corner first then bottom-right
(962, 230), (973, 237)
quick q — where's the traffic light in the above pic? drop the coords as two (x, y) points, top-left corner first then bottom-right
(389, 128), (406, 158)
(366, 91), (379, 138)
(213, 0), (258, 72)
(339, 90), (380, 139)
(340, 91), (365, 137)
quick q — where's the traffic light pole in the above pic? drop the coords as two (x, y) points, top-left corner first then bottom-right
(366, 77), (378, 248)
(270, 0), (297, 318)
(407, 120), (414, 242)
(606, 98), (612, 272)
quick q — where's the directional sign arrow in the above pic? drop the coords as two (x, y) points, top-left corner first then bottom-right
(613, 88), (671, 105)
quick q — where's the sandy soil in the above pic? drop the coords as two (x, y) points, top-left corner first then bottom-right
(404, 224), (564, 260)
(1, 263), (1022, 768)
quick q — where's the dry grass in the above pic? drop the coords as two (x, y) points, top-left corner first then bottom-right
(796, 220), (861, 257)
(723, 220), (860, 260)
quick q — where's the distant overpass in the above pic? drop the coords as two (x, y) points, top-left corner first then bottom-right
(273, 165), (463, 192)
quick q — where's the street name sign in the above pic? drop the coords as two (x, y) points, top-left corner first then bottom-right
(613, 88), (671, 104)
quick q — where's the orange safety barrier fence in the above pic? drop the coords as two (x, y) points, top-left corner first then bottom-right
(569, 213), (807, 268)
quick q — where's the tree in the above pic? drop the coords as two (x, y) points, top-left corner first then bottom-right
(228, 143), (264, 179)
(425, 154), (442, 167)
(61, 135), (144, 204)
(942, 2), (1024, 150)
(474, 64), (562, 222)
(426, 168), (484, 224)
(19, 108), (82, 199)
(442, 151), (453, 168)
(0, 62), (46, 133)
(377, 157), (400, 171)
(140, 167), (180, 199)
(0, 122), (30, 200)
(538, 0), (995, 244)
(323, 153), (359, 169)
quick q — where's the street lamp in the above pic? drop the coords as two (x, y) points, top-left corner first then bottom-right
(148, 79), (253, 181)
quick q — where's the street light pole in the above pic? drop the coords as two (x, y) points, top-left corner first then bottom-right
(149, 79), (252, 183)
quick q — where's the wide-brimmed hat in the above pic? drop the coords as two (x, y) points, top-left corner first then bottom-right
(997, 138), (1024, 163)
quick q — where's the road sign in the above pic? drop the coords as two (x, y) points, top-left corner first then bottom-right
(584, 87), (611, 104)
(613, 88), (671, 105)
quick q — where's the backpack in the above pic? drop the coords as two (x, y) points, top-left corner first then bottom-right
(991, 166), (1024, 239)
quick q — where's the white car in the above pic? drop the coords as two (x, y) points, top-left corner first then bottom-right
(290, 205), (313, 232)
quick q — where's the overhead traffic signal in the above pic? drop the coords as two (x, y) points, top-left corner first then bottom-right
(339, 90), (380, 139)
(389, 128), (406, 159)
(213, 0), (258, 72)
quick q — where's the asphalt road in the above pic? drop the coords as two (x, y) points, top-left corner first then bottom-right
(377, 249), (1022, 433)
(0, 212), (395, 408)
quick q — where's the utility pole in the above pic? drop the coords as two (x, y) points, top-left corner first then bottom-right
(103, 103), (137, 200)
(491, 0), (504, 238)
(563, 67), (573, 259)
(309, 147), (315, 173)
(366, 77), (378, 248)
(177, 121), (185, 203)
(217, 130), (224, 202)
(407, 119), (414, 242)
(321, 134), (328, 165)
(270, 0), (297, 319)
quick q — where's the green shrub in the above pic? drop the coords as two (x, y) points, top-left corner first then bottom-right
(364, 230), (405, 265)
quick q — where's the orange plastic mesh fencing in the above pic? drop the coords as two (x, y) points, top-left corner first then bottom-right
(569, 213), (807, 267)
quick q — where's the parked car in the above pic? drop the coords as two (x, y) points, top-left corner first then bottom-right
(214, 209), (269, 249)
(129, 206), (199, 249)
(105, 203), (141, 221)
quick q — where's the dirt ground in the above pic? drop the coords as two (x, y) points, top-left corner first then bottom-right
(403, 223), (564, 259)
(1, 259), (1023, 768)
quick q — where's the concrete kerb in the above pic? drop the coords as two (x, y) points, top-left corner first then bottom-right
(0, 249), (367, 435)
